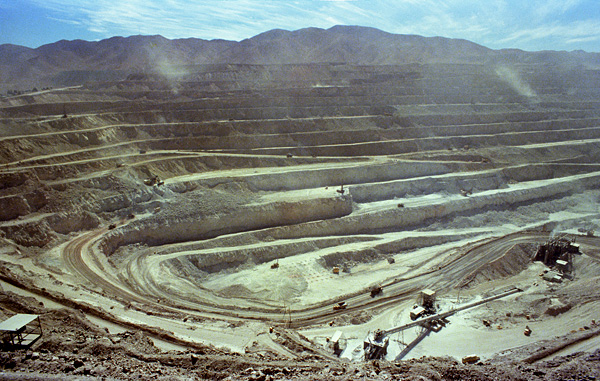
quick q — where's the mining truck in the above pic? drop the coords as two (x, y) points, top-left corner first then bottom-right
(370, 285), (383, 297)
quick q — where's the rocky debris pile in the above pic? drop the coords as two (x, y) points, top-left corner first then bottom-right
(3, 344), (600, 380)
(1, 288), (599, 380)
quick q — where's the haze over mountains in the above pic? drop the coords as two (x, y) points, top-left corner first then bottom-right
(1, 25), (599, 92)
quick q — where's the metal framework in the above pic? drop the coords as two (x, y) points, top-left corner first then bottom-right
(364, 287), (522, 360)
(0, 314), (43, 349)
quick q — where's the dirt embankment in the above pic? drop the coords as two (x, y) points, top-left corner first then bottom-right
(458, 243), (535, 288)
(98, 195), (353, 256)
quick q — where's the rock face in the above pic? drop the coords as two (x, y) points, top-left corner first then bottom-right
(545, 298), (572, 316)
(0, 191), (48, 221)
(99, 195), (353, 255)
(48, 211), (100, 234)
(0, 195), (30, 221)
(459, 243), (535, 287)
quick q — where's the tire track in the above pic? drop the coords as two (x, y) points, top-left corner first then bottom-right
(62, 227), (597, 329)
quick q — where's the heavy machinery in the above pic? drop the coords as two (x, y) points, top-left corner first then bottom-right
(410, 289), (436, 320)
(533, 236), (579, 266)
(370, 285), (383, 298)
(363, 329), (389, 360)
(363, 287), (522, 360)
(143, 175), (164, 186)
(329, 330), (347, 356)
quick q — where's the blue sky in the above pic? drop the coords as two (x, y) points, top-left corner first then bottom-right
(1, 0), (599, 52)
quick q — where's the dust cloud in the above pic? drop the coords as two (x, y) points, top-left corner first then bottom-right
(495, 65), (537, 98)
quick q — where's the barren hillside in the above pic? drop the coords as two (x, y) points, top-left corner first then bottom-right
(2, 25), (599, 91)
(1, 26), (600, 380)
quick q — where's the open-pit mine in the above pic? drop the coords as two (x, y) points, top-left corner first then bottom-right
(1, 27), (600, 379)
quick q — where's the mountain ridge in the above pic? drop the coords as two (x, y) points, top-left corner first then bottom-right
(1, 25), (599, 91)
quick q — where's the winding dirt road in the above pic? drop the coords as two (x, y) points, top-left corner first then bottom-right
(61, 226), (600, 329)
